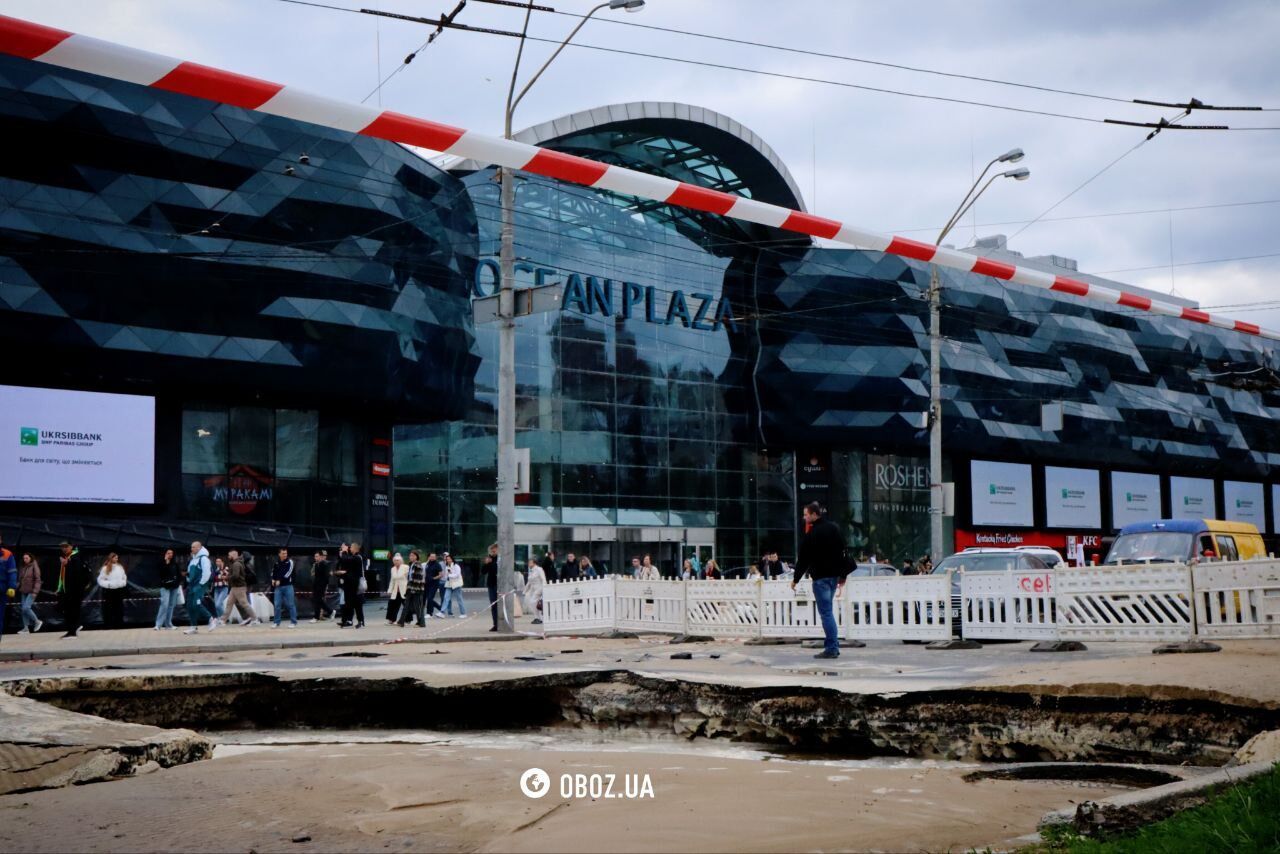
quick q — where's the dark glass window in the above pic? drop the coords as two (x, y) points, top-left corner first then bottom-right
(181, 407), (228, 474)
(276, 409), (319, 480)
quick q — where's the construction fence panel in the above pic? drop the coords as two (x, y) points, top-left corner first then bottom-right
(615, 578), (687, 634)
(541, 578), (616, 632)
(845, 573), (952, 641)
(685, 580), (762, 638)
(1192, 560), (1280, 639)
(760, 579), (843, 638)
(961, 569), (1057, 641)
(1055, 564), (1193, 642)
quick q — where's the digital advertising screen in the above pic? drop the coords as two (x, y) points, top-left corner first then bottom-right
(1044, 466), (1101, 529)
(970, 460), (1034, 527)
(1223, 480), (1265, 527)
(1111, 471), (1162, 529)
(1169, 475), (1216, 521)
(0, 384), (155, 504)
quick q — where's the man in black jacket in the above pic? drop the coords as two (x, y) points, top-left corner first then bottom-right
(57, 541), (89, 638)
(791, 502), (852, 659)
(560, 552), (579, 582)
(424, 552), (444, 618)
(335, 543), (366, 628)
(540, 550), (557, 583)
(310, 550), (332, 621)
(482, 544), (500, 632)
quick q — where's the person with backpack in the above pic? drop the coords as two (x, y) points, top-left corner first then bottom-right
(792, 502), (853, 659)
(221, 549), (259, 626)
(184, 541), (217, 635)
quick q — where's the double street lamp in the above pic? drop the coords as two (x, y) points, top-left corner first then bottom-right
(494, 0), (645, 631)
(927, 149), (1029, 564)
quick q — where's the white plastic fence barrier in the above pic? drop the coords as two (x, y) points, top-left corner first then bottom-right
(542, 578), (616, 632)
(686, 580), (762, 638)
(760, 579), (845, 637)
(1192, 560), (1280, 639)
(961, 569), (1057, 641)
(615, 578), (687, 634)
(845, 573), (952, 641)
(1055, 565), (1193, 642)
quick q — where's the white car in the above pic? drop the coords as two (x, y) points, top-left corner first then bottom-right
(957, 545), (1066, 568)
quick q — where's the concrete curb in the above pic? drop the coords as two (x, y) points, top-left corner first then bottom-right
(1038, 759), (1276, 836)
(0, 632), (531, 663)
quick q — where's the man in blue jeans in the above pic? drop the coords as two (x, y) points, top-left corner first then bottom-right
(792, 501), (853, 659)
(271, 547), (298, 628)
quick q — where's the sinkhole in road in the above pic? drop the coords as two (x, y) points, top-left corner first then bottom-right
(10, 669), (1278, 770)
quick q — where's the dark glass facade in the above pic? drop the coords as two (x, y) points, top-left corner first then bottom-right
(4, 55), (1279, 567)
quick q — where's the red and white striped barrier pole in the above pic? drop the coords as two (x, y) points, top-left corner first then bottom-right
(1, 14), (1274, 341)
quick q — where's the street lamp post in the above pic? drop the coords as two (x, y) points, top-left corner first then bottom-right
(495, 0), (644, 631)
(927, 151), (1028, 564)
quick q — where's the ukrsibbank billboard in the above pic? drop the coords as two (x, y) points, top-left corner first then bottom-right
(1, 385), (155, 504)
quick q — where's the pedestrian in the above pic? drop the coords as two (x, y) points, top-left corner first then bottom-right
(183, 541), (217, 635)
(221, 549), (259, 625)
(421, 552), (443, 618)
(399, 550), (426, 628)
(747, 564), (762, 580)
(561, 552), (579, 582)
(333, 543), (348, 621)
(441, 553), (465, 617)
(154, 547), (182, 630)
(18, 551), (43, 634)
(337, 541), (366, 628)
(524, 557), (545, 625)
(310, 550), (333, 621)
(900, 559), (917, 576)
(792, 502), (853, 659)
(639, 555), (661, 581)
(578, 556), (596, 579)
(0, 534), (16, 643)
(918, 555), (933, 575)
(271, 547), (298, 628)
(96, 552), (128, 629)
(212, 557), (230, 616)
(385, 553), (408, 625)
(56, 541), (89, 638)
(629, 556), (642, 577)
(483, 543), (501, 632)
(681, 559), (694, 580)
(541, 549), (557, 583)
(704, 559), (722, 580)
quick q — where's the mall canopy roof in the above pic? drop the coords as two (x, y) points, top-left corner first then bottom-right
(446, 101), (809, 214)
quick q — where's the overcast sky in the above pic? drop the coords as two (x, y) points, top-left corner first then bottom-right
(9, 0), (1280, 328)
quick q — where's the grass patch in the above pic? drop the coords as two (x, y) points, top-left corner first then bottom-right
(1032, 763), (1280, 853)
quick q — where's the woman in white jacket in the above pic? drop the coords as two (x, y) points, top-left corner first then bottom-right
(385, 553), (409, 625)
(523, 558), (546, 625)
(97, 553), (128, 629)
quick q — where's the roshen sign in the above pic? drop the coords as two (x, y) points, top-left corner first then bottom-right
(473, 259), (737, 333)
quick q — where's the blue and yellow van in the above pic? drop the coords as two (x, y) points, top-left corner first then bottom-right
(1104, 519), (1267, 565)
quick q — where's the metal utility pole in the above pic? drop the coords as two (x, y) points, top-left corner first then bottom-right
(495, 0), (645, 630)
(928, 151), (1029, 563)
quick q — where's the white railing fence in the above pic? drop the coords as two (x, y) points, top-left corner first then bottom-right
(1192, 561), (1280, 639)
(845, 573), (952, 641)
(539, 560), (1280, 644)
(961, 569), (1057, 641)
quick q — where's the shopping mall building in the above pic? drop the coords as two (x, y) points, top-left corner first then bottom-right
(3, 51), (1280, 574)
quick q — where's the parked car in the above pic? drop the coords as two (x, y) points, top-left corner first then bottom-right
(1104, 519), (1266, 565)
(957, 545), (1066, 568)
(929, 548), (1054, 635)
(850, 564), (900, 578)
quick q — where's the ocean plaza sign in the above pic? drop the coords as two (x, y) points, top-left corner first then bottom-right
(473, 259), (738, 333)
